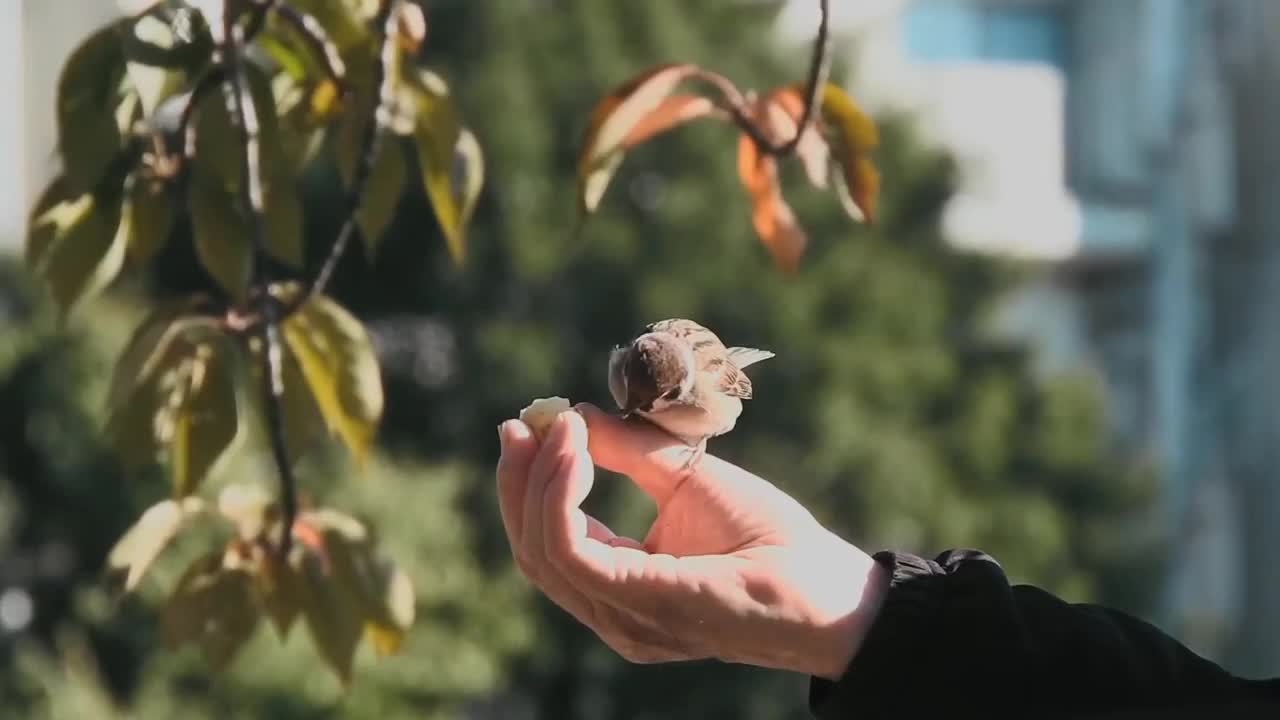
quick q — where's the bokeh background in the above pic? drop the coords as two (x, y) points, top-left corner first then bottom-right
(3, 0), (1279, 717)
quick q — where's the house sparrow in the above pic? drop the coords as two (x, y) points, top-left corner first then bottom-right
(607, 318), (774, 466)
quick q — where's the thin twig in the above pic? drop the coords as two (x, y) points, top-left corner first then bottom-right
(721, 0), (831, 156)
(290, 0), (400, 312)
(274, 2), (348, 88)
(221, 5), (298, 558)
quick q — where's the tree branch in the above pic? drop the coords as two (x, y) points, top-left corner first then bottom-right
(274, 2), (348, 89)
(724, 0), (831, 156)
(292, 0), (400, 311)
(220, 3), (298, 558)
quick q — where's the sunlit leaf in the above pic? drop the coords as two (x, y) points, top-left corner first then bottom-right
(406, 69), (478, 265)
(454, 128), (485, 245)
(623, 94), (718, 147)
(762, 86), (830, 189)
(395, 1), (427, 53)
(120, 173), (176, 267)
(285, 0), (370, 52)
(576, 63), (721, 215)
(107, 496), (207, 591)
(738, 128), (808, 273)
(162, 552), (260, 671)
(281, 293), (384, 463)
(337, 99), (407, 258)
(814, 82), (880, 224)
(217, 484), (274, 541)
(26, 183), (127, 318)
(57, 23), (127, 195)
(189, 170), (253, 300)
(169, 336), (241, 497)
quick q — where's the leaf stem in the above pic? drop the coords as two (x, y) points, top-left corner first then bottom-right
(291, 0), (399, 314)
(723, 0), (831, 156)
(221, 3), (298, 558)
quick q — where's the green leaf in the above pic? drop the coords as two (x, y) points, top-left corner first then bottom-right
(162, 552), (260, 671)
(295, 509), (415, 678)
(406, 70), (482, 266)
(258, 552), (305, 638)
(296, 544), (366, 685)
(281, 294), (384, 463)
(192, 60), (285, 192)
(107, 497), (206, 591)
(318, 510), (413, 655)
(120, 173), (176, 267)
(26, 184), (127, 318)
(337, 105), (407, 259)
(104, 308), (239, 496)
(57, 23), (127, 195)
(169, 334), (241, 497)
(265, 177), (305, 269)
(189, 170), (252, 300)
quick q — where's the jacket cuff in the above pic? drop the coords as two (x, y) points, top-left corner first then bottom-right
(807, 550), (948, 718)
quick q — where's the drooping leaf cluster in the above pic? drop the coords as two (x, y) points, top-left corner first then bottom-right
(24, 0), (485, 683)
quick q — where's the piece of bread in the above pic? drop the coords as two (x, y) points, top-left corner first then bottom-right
(518, 396), (572, 440)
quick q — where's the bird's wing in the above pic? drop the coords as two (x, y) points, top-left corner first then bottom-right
(710, 358), (754, 399)
(725, 346), (775, 369)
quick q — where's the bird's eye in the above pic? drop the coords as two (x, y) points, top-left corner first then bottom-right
(662, 387), (681, 400)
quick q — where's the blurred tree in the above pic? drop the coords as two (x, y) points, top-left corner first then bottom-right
(3, 0), (1163, 718)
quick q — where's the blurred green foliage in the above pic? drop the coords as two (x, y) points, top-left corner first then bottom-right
(1, 0), (1164, 718)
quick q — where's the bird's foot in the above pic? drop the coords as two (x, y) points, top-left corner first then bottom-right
(676, 439), (708, 472)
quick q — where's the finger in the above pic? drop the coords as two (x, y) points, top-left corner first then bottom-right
(496, 419), (538, 558)
(587, 516), (646, 550)
(516, 415), (621, 629)
(542, 411), (662, 601)
(573, 403), (701, 506)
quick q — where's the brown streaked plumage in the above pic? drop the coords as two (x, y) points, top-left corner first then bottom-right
(607, 318), (774, 464)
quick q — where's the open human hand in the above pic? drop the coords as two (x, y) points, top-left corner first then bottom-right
(496, 403), (888, 679)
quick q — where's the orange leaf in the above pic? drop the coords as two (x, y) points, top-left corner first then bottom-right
(623, 94), (718, 147)
(737, 130), (808, 274)
(762, 86), (830, 189)
(577, 63), (723, 215)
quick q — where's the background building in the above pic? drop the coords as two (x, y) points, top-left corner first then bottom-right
(780, 0), (1276, 676)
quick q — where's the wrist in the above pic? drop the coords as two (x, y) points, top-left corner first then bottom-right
(795, 532), (890, 680)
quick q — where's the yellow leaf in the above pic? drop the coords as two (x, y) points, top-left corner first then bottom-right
(407, 69), (483, 266)
(814, 82), (880, 224)
(282, 295), (384, 463)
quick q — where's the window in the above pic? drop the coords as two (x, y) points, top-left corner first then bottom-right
(903, 0), (1066, 69)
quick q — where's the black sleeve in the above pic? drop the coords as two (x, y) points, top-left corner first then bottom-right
(808, 549), (1280, 719)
